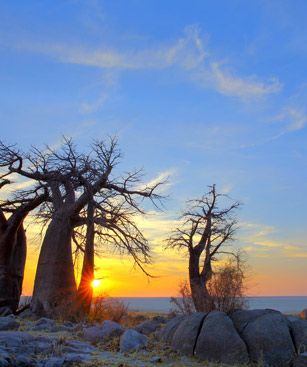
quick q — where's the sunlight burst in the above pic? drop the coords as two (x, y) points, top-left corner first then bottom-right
(91, 279), (101, 289)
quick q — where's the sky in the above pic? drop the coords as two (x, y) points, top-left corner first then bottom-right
(1, 0), (307, 297)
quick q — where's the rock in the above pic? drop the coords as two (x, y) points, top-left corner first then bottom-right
(0, 316), (19, 331)
(194, 311), (249, 364)
(299, 309), (307, 320)
(44, 357), (65, 367)
(231, 309), (296, 367)
(159, 315), (186, 344)
(171, 312), (206, 356)
(289, 319), (307, 353)
(62, 340), (97, 354)
(83, 320), (124, 343)
(135, 319), (161, 336)
(231, 308), (276, 333)
(30, 336), (55, 354)
(0, 331), (34, 348)
(0, 307), (13, 317)
(0, 348), (11, 367)
(14, 354), (35, 367)
(293, 353), (307, 367)
(32, 317), (56, 331)
(120, 329), (148, 353)
(49, 325), (75, 333)
(63, 353), (91, 363)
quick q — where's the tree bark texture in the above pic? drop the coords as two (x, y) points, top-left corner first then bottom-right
(76, 201), (95, 317)
(31, 214), (77, 317)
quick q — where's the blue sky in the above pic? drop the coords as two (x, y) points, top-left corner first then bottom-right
(1, 1), (307, 295)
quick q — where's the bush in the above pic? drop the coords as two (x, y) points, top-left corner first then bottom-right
(170, 280), (195, 315)
(208, 255), (248, 313)
(171, 254), (248, 315)
(89, 294), (128, 323)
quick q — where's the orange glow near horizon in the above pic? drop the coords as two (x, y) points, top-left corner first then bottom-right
(21, 220), (307, 298)
(22, 246), (307, 298)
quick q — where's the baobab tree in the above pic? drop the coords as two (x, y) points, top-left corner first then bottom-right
(166, 185), (240, 312)
(0, 177), (47, 314)
(75, 184), (157, 317)
(0, 138), (163, 317)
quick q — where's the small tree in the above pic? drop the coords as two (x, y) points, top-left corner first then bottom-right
(166, 185), (240, 312)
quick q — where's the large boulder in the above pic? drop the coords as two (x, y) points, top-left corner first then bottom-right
(171, 312), (206, 356)
(159, 315), (186, 344)
(194, 311), (249, 365)
(120, 329), (148, 353)
(231, 309), (296, 367)
(231, 309), (276, 333)
(289, 319), (307, 353)
(83, 320), (124, 343)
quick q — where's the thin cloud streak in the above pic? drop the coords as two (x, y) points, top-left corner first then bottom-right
(209, 62), (282, 98)
(279, 107), (307, 131)
(2, 26), (282, 100)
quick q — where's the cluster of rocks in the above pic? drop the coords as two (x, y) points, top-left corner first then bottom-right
(0, 312), (167, 367)
(159, 309), (307, 367)
(1, 308), (307, 367)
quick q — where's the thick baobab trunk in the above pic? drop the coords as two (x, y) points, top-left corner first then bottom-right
(189, 253), (212, 312)
(0, 192), (47, 314)
(32, 214), (77, 317)
(77, 202), (95, 317)
(8, 225), (26, 312)
(0, 214), (27, 313)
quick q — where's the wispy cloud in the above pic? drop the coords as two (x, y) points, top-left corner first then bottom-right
(20, 26), (205, 71)
(139, 168), (178, 195)
(240, 221), (276, 238)
(79, 71), (119, 114)
(209, 62), (282, 98)
(239, 221), (307, 259)
(275, 107), (307, 131)
(3, 26), (282, 100)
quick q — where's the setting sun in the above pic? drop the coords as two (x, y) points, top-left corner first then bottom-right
(91, 279), (101, 289)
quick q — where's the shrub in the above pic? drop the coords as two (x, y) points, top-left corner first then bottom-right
(171, 253), (248, 315)
(170, 280), (195, 315)
(208, 255), (248, 313)
(89, 294), (128, 323)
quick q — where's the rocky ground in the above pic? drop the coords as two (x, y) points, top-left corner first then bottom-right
(1, 308), (307, 367)
(0, 309), (233, 367)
